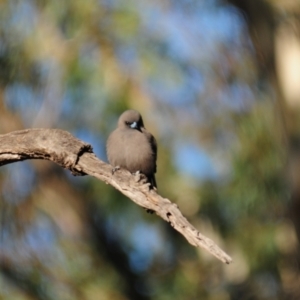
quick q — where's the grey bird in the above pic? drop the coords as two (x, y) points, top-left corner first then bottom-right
(106, 109), (157, 188)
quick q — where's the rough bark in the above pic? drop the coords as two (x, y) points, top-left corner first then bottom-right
(0, 128), (232, 264)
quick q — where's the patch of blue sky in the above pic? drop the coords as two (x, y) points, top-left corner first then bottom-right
(7, 0), (37, 40)
(0, 212), (58, 259)
(115, 44), (138, 71)
(24, 215), (58, 254)
(223, 82), (255, 112)
(1, 162), (36, 204)
(4, 83), (42, 125)
(201, 5), (246, 45)
(138, 1), (245, 60)
(74, 128), (106, 161)
(174, 142), (217, 180)
(104, 212), (172, 272)
(146, 75), (195, 106)
(145, 68), (207, 109)
(129, 4), (246, 109)
(129, 222), (168, 272)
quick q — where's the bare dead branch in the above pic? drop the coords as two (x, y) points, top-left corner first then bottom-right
(0, 128), (232, 264)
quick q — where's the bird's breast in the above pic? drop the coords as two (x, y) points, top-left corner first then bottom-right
(107, 128), (156, 176)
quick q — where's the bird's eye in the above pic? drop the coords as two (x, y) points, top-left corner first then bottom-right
(126, 121), (138, 129)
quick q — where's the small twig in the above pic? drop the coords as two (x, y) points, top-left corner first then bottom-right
(0, 128), (232, 264)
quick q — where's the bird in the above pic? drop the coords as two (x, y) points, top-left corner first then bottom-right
(106, 109), (157, 189)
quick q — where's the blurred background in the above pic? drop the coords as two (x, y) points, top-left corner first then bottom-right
(0, 0), (300, 299)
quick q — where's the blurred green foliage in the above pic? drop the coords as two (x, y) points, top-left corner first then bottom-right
(0, 0), (299, 300)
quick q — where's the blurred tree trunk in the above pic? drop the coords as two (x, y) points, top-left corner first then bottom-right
(226, 0), (289, 144)
(227, 0), (300, 297)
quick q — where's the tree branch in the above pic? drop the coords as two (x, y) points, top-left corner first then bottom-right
(0, 128), (232, 264)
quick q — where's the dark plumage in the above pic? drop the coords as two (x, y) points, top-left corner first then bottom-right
(106, 110), (157, 188)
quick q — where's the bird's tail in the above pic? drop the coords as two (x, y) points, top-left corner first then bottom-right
(149, 174), (157, 190)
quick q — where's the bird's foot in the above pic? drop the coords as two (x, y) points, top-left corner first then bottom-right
(132, 171), (151, 192)
(133, 171), (147, 184)
(111, 166), (120, 175)
(151, 185), (157, 192)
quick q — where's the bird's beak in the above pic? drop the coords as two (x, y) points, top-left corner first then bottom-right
(130, 122), (138, 129)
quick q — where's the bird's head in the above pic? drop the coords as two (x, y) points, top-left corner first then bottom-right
(118, 110), (145, 131)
